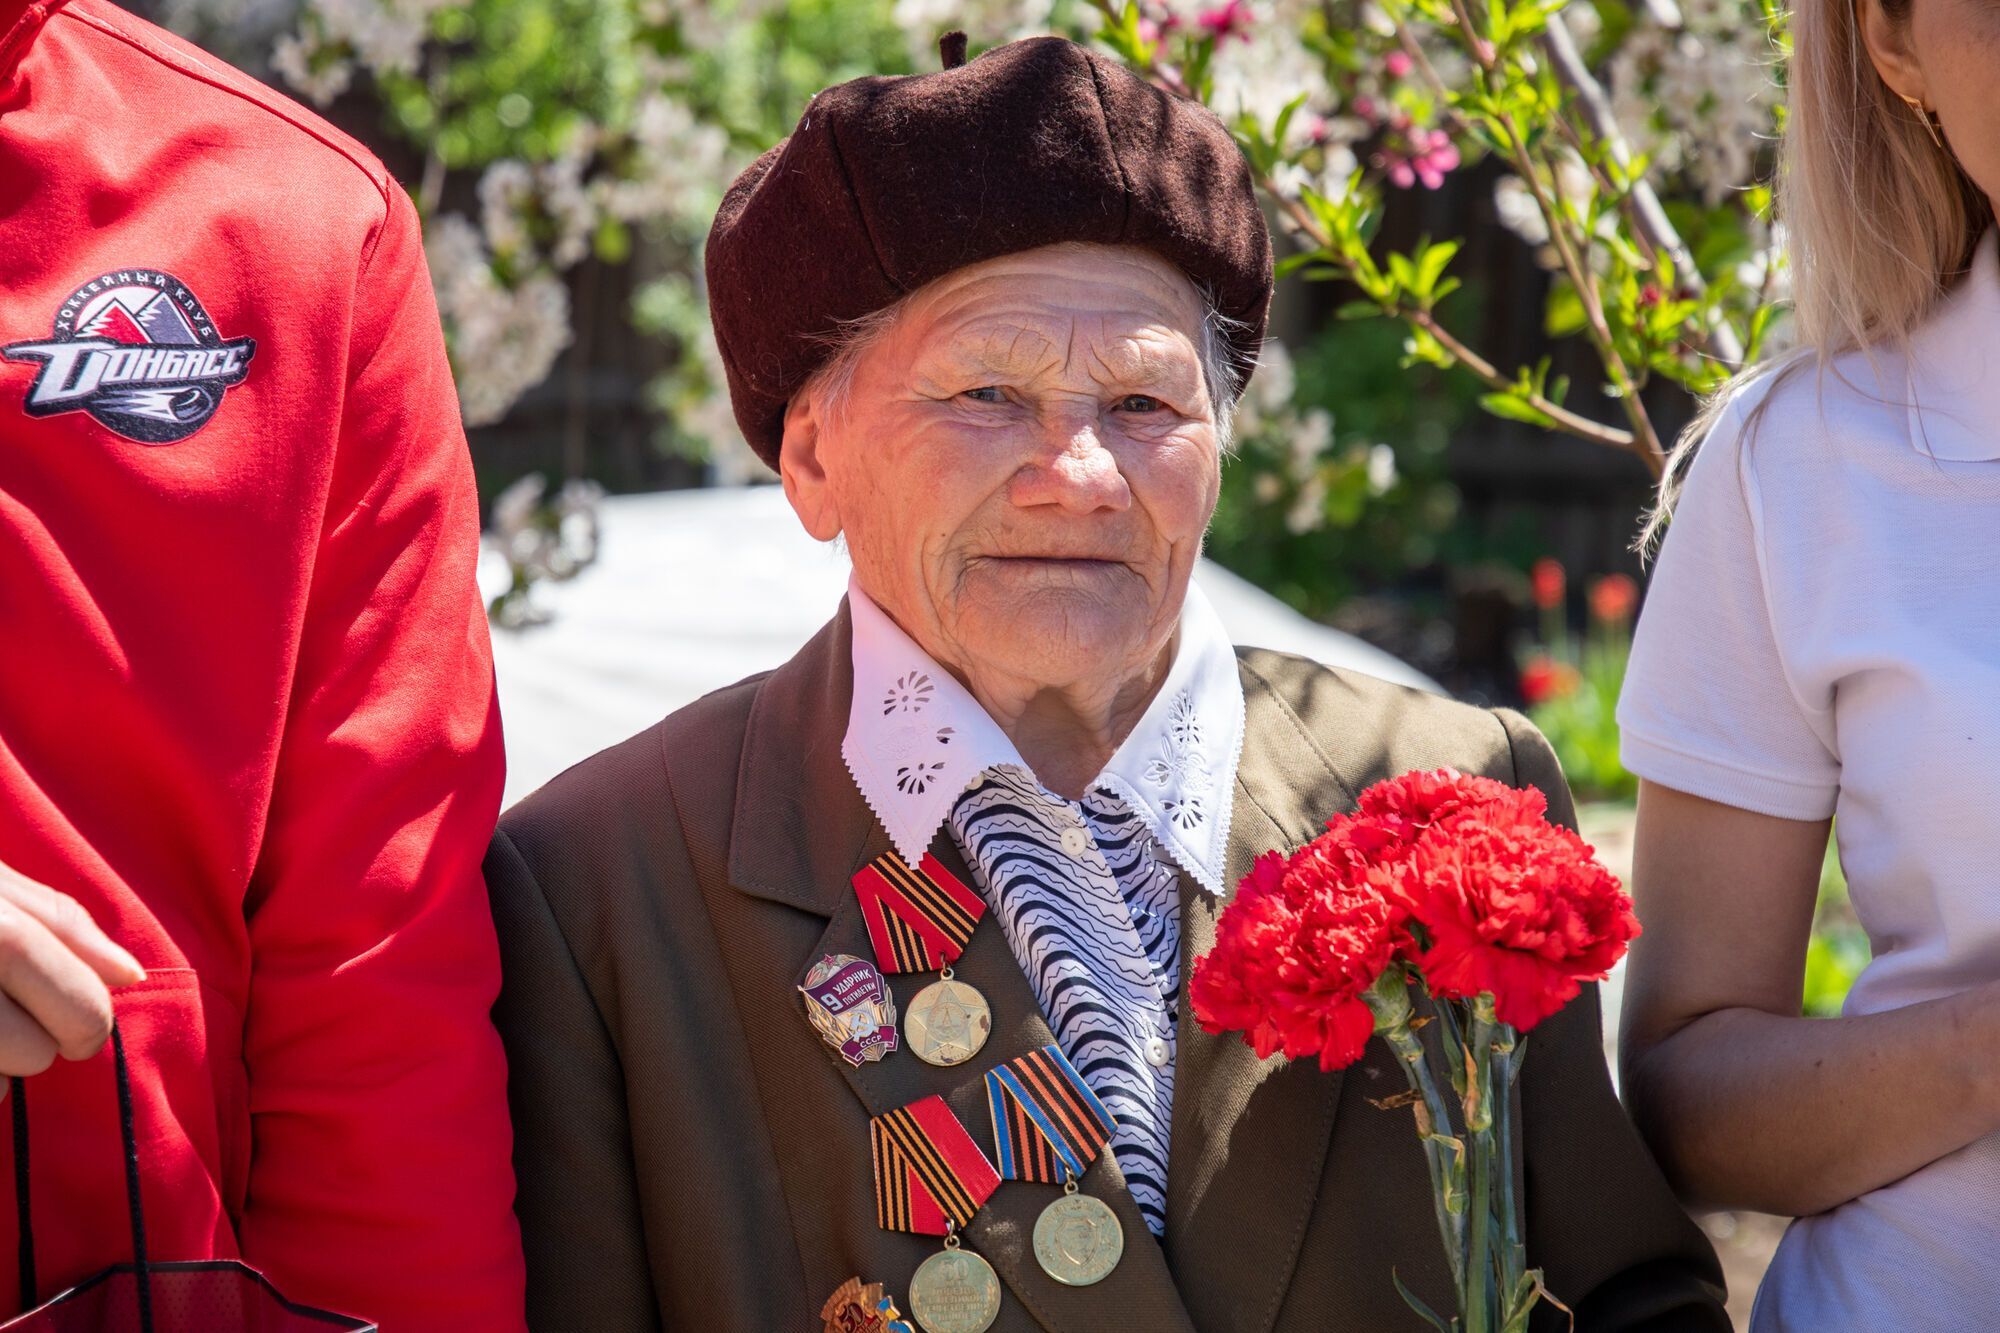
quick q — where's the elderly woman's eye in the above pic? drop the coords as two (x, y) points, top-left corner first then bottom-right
(1118, 394), (1165, 413)
(961, 386), (1006, 403)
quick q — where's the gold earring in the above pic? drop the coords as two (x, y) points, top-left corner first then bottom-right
(1900, 93), (1946, 150)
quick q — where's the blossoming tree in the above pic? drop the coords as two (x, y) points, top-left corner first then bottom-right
(158, 0), (1783, 600)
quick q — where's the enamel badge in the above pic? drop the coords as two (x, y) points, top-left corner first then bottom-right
(821, 1277), (915, 1333)
(800, 954), (899, 1066)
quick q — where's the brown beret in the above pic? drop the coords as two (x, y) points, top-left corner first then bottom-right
(704, 33), (1274, 469)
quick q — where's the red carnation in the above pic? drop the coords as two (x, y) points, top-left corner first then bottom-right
(1190, 839), (1405, 1072)
(1191, 767), (1635, 1331)
(1396, 807), (1639, 1031)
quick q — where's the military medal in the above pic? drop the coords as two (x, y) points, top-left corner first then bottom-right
(1032, 1187), (1124, 1287)
(853, 850), (991, 1066)
(903, 973), (989, 1067)
(800, 954), (900, 1066)
(907, 1229), (1002, 1333)
(871, 1096), (1004, 1332)
(986, 1044), (1124, 1286)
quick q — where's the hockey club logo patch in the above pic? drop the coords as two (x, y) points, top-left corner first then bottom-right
(3, 269), (257, 444)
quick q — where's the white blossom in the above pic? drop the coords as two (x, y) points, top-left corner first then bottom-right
(891, 0), (1055, 63)
(678, 323), (766, 485)
(1493, 174), (1548, 247)
(478, 160), (537, 259)
(270, 30), (353, 105)
(426, 215), (573, 428)
(1209, 17), (1332, 149)
(594, 89), (734, 227)
(267, 0), (457, 103)
(1366, 441), (1398, 493)
(1609, 17), (1777, 203)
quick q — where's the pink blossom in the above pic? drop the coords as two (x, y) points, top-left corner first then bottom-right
(1375, 127), (1460, 190)
(1196, 0), (1255, 42)
(1384, 50), (1413, 79)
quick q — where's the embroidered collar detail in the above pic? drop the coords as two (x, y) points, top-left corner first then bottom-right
(841, 574), (1247, 894)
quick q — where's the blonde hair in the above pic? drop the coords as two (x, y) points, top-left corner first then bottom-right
(1639, 0), (1992, 551)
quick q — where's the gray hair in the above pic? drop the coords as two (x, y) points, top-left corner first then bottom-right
(801, 258), (1247, 454)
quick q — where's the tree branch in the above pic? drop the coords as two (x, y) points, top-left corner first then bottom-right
(1539, 12), (1744, 367)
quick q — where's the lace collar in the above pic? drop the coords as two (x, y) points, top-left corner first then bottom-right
(840, 574), (1247, 894)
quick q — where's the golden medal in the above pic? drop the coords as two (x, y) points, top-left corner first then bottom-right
(908, 1230), (1002, 1333)
(852, 849), (991, 1066)
(870, 1096), (1005, 1333)
(985, 1043), (1124, 1286)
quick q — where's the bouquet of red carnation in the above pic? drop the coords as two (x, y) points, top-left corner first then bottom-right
(1189, 769), (1639, 1333)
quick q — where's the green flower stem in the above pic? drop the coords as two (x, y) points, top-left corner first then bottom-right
(1492, 1029), (1530, 1328)
(1464, 1000), (1500, 1333)
(1367, 972), (1466, 1291)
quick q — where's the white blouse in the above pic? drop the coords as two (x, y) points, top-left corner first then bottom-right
(1617, 229), (2000, 1330)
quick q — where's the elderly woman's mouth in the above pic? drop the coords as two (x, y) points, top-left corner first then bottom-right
(976, 555), (1131, 575)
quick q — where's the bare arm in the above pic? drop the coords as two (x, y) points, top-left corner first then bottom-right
(1618, 780), (2000, 1216)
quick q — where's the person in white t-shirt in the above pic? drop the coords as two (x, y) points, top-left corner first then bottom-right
(1614, 0), (2000, 1326)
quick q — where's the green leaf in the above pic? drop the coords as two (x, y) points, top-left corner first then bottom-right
(1271, 91), (1310, 159)
(1388, 251), (1419, 294)
(1336, 300), (1385, 320)
(1273, 250), (1322, 280)
(1392, 1271), (1455, 1333)
(1543, 280), (1588, 338)
(1478, 392), (1558, 428)
(1415, 239), (1461, 300)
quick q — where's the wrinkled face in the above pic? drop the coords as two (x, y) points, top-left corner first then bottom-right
(1863, 0), (2000, 210)
(781, 243), (1221, 693)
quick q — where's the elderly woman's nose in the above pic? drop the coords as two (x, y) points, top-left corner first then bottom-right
(1010, 420), (1133, 513)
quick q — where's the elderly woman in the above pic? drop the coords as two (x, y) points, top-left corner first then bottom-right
(487, 34), (1725, 1333)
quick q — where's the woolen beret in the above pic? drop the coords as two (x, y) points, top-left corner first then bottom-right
(704, 33), (1274, 469)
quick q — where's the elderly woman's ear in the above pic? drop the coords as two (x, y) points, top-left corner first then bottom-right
(779, 386), (842, 542)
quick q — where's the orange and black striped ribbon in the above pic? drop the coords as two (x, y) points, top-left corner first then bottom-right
(985, 1044), (1116, 1185)
(869, 1095), (1001, 1236)
(853, 850), (985, 974)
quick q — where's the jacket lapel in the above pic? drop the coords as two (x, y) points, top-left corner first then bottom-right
(1162, 653), (1366, 1333)
(731, 600), (1195, 1333)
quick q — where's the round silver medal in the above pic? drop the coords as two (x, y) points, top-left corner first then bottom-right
(1033, 1189), (1124, 1287)
(907, 1242), (1001, 1333)
(904, 972), (991, 1067)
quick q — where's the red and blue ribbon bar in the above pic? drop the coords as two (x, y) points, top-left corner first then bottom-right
(853, 850), (985, 974)
(985, 1044), (1116, 1185)
(870, 1095), (1001, 1236)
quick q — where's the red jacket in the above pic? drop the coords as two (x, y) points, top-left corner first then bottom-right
(0, 2), (525, 1327)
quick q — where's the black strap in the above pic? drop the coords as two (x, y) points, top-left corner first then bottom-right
(110, 1024), (152, 1333)
(9, 1024), (151, 1331)
(11, 1077), (31, 1309)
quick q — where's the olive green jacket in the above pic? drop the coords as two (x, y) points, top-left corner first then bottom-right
(486, 602), (1728, 1332)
